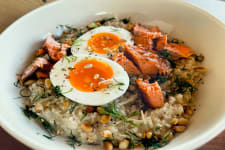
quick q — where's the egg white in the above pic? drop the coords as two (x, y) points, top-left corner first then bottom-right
(71, 26), (133, 58)
(50, 55), (129, 106)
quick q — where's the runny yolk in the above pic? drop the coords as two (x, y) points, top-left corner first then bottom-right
(69, 58), (114, 92)
(87, 32), (121, 54)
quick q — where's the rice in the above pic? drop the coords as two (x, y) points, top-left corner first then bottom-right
(19, 17), (206, 149)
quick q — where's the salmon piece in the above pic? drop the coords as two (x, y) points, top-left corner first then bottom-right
(124, 44), (170, 75)
(36, 71), (49, 79)
(112, 53), (141, 75)
(165, 43), (194, 58)
(150, 26), (160, 32)
(133, 24), (162, 50)
(35, 48), (46, 56)
(44, 35), (70, 61)
(156, 35), (168, 50)
(136, 80), (164, 108)
(19, 57), (49, 82)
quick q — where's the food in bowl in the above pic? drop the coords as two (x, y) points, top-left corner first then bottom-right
(16, 17), (206, 150)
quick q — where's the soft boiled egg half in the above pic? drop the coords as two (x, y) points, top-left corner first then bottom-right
(50, 55), (129, 105)
(71, 26), (133, 58)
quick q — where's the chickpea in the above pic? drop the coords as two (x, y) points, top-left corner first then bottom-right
(119, 139), (129, 150)
(104, 141), (113, 150)
(100, 115), (111, 124)
(81, 123), (93, 132)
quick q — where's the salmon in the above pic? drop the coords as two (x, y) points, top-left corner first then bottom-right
(112, 53), (141, 75)
(165, 43), (194, 58)
(44, 35), (70, 61)
(156, 35), (168, 50)
(35, 48), (46, 56)
(133, 24), (162, 50)
(19, 57), (49, 82)
(136, 79), (164, 108)
(150, 26), (160, 32)
(124, 44), (170, 75)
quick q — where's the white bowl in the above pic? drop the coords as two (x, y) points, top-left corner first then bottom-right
(0, 0), (225, 150)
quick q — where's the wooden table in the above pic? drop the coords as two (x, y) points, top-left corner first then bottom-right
(0, 0), (224, 149)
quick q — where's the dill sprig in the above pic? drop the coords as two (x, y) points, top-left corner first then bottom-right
(22, 106), (55, 135)
(56, 25), (77, 32)
(67, 132), (81, 149)
(70, 103), (79, 114)
(53, 85), (62, 96)
(99, 103), (139, 127)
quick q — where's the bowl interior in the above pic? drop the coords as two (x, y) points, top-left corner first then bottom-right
(0, 0), (225, 150)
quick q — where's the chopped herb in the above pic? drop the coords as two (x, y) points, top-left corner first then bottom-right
(70, 103), (79, 114)
(174, 77), (197, 94)
(76, 32), (83, 38)
(149, 74), (168, 84)
(56, 25), (77, 32)
(155, 125), (161, 130)
(53, 85), (62, 96)
(43, 134), (56, 140)
(22, 106), (38, 119)
(121, 18), (130, 24)
(99, 103), (139, 127)
(80, 111), (88, 121)
(158, 50), (176, 68)
(100, 17), (115, 24)
(72, 39), (85, 46)
(194, 54), (204, 62)
(64, 56), (77, 63)
(88, 23), (99, 29)
(158, 50), (170, 59)
(67, 133), (81, 149)
(13, 80), (21, 88)
(39, 117), (55, 134)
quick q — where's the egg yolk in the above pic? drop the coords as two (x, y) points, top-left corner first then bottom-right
(69, 58), (114, 92)
(87, 32), (121, 54)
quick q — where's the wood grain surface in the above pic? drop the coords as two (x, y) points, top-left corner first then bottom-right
(0, 0), (224, 150)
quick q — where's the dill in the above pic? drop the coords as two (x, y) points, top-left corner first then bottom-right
(88, 23), (99, 29)
(99, 103), (139, 127)
(121, 18), (130, 24)
(158, 50), (176, 68)
(43, 135), (56, 140)
(22, 106), (38, 119)
(155, 125), (161, 130)
(174, 77), (197, 94)
(80, 111), (88, 121)
(70, 103), (79, 114)
(39, 117), (55, 134)
(100, 17), (115, 24)
(72, 39), (85, 46)
(13, 80), (21, 88)
(67, 132), (81, 149)
(64, 56), (77, 63)
(56, 25), (77, 32)
(53, 85), (62, 96)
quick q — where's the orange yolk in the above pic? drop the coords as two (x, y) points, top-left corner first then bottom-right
(87, 32), (121, 54)
(69, 58), (114, 92)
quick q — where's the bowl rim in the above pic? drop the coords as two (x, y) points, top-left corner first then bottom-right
(0, 0), (225, 150)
